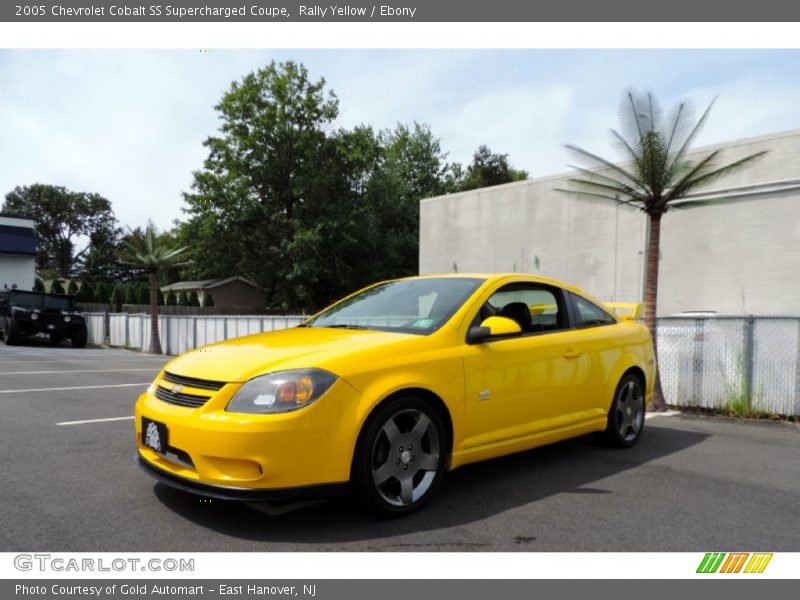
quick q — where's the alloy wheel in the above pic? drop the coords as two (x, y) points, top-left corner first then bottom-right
(370, 408), (441, 507)
(616, 380), (644, 442)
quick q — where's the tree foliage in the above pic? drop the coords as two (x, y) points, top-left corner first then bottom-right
(178, 61), (461, 310)
(452, 145), (528, 192)
(2, 184), (121, 278)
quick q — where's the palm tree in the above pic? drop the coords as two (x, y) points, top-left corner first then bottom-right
(559, 90), (766, 411)
(118, 223), (189, 354)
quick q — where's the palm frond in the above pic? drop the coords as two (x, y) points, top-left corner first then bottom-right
(566, 163), (647, 200)
(564, 144), (644, 190)
(664, 96), (716, 179)
(667, 151), (767, 202)
(554, 186), (643, 209)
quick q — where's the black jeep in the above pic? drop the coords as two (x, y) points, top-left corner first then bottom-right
(0, 290), (88, 348)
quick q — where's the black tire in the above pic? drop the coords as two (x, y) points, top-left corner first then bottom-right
(4, 319), (21, 345)
(599, 373), (646, 448)
(49, 333), (63, 345)
(352, 396), (447, 517)
(70, 325), (88, 348)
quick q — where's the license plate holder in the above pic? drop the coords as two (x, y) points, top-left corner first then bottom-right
(141, 417), (168, 455)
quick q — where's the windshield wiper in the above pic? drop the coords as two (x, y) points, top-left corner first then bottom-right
(323, 324), (369, 330)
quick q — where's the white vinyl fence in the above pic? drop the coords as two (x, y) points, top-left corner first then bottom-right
(88, 313), (305, 357)
(83, 313), (800, 417)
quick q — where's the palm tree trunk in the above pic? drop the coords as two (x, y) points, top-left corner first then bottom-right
(644, 212), (666, 411)
(147, 271), (163, 355)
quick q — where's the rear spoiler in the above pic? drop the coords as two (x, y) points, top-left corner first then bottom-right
(605, 302), (644, 320)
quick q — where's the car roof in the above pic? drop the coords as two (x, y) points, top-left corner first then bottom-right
(406, 272), (585, 293)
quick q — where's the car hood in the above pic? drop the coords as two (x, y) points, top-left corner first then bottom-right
(163, 326), (418, 383)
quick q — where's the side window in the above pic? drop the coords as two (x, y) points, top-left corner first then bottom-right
(476, 283), (567, 335)
(571, 294), (616, 328)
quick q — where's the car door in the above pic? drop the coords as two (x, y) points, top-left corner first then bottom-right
(565, 291), (625, 413)
(460, 281), (593, 449)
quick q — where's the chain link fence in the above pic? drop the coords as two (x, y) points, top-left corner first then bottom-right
(84, 312), (800, 417)
(657, 316), (799, 416)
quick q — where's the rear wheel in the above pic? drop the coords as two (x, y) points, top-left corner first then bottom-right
(70, 325), (87, 348)
(599, 374), (645, 448)
(4, 319), (21, 345)
(353, 396), (446, 516)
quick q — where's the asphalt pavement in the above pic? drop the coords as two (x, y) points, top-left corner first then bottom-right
(1, 340), (798, 551)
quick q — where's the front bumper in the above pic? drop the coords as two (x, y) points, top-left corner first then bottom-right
(135, 375), (365, 492)
(137, 455), (347, 501)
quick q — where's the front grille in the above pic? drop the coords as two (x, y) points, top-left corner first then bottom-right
(155, 386), (211, 408)
(40, 310), (61, 324)
(163, 371), (225, 391)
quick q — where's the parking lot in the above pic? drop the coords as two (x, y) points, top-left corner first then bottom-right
(1, 341), (799, 552)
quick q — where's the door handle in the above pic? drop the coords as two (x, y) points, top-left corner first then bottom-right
(563, 349), (583, 359)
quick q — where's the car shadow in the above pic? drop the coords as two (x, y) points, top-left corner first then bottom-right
(151, 423), (709, 544)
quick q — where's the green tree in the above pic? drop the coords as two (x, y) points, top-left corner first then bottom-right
(157, 288), (165, 306)
(94, 282), (111, 304)
(454, 145), (529, 191)
(50, 279), (65, 294)
(187, 291), (200, 307)
(118, 223), (189, 354)
(75, 280), (93, 303)
(559, 90), (766, 410)
(110, 283), (125, 311)
(33, 277), (45, 292)
(136, 282), (149, 306)
(67, 280), (79, 296)
(165, 290), (177, 307)
(180, 61), (339, 309)
(177, 291), (189, 307)
(203, 293), (215, 307)
(123, 282), (137, 306)
(1, 184), (120, 278)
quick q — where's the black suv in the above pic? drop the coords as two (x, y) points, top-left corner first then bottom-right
(0, 290), (88, 348)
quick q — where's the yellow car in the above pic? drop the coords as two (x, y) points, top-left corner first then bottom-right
(136, 274), (655, 515)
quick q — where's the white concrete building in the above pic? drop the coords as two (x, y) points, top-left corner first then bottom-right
(0, 215), (36, 291)
(420, 129), (800, 316)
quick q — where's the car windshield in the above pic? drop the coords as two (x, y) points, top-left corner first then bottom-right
(7, 291), (45, 308)
(6, 292), (74, 310)
(306, 277), (484, 334)
(44, 295), (73, 310)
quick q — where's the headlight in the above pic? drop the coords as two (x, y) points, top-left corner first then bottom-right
(64, 315), (72, 323)
(30, 313), (38, 320)
(226, 369), (338, 414)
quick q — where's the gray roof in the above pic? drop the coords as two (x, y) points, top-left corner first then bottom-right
(160, 276), (261, 292)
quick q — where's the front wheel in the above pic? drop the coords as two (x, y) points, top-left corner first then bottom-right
(4, 319), (21, 345)
(352, 397), (446, 516)
(70, 326), (87, 348)
(599, 374), (645, 448)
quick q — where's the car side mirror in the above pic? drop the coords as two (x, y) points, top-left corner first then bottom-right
(467, 316), (522, 343)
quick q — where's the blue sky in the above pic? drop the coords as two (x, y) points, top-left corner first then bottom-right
(1, 49), (799, 230)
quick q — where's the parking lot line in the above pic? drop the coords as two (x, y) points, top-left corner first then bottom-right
(0, 383), (151, 394)
(56, 416), (134, 426)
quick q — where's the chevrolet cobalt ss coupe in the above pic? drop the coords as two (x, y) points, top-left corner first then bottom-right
(136, 274), (655, 515)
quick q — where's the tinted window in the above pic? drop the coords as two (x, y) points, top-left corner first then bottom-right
(307, 277), (484, 334)
(572, 294), (616, 327)
(479, 283), (567, 334)
(8, 291), (44, 308)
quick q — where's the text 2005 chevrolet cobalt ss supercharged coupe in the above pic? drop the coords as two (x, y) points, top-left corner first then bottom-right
(136, 274), (655, 515)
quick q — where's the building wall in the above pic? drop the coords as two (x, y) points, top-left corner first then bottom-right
(420, 129), (800, 315)
(0, 255), (35, 291)
(206, 280), (267, 310)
